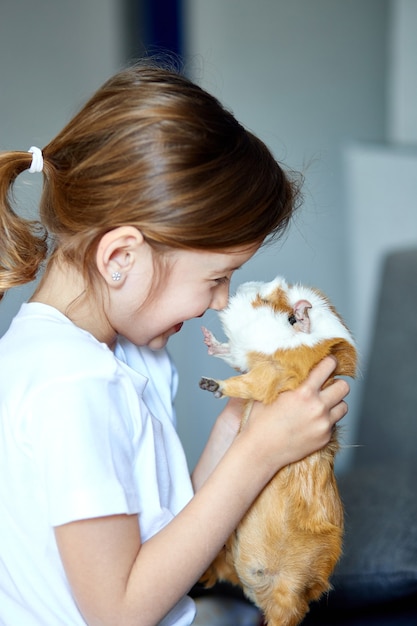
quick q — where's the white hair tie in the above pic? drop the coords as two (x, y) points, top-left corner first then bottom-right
(28, 146), (43, 173)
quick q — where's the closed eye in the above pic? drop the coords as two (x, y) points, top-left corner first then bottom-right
(214, 276), (230, 286)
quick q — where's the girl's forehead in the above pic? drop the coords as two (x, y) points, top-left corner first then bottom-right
(215, 244), (260, 268)
(166, 244), (259, 269)
(208, 243), (260, 264)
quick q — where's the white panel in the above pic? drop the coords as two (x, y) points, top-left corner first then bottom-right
(346, 143), (417, 363)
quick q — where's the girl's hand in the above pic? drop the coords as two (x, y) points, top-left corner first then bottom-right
(193, 356), (349, 490)
(241, 356), (349, 474)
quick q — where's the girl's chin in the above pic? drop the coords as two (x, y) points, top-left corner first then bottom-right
(147, 323), (183, 350)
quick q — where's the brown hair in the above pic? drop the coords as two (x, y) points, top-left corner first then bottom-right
(0, 61), (301, 301)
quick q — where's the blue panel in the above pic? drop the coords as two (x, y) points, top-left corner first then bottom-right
(146, 0), (183, 57)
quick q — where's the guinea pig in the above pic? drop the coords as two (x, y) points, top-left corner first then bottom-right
(199, 276), (357, 626)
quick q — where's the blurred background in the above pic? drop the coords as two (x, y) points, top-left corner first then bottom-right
(1, 0), (416, 473)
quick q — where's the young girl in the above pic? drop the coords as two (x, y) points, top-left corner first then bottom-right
(0, 63), (349, 626)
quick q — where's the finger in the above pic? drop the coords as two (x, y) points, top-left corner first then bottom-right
(304, 355), (338, 388)
(322, 378), (350, 405)
(330, 399), (349, 426)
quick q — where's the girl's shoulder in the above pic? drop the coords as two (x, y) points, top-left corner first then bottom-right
(0, 302), (122, 385)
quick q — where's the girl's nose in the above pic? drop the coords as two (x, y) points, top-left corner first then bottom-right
(210, 284), (229, 311)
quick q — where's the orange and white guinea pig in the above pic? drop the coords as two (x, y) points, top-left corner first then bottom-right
(199, 276), (357, 626)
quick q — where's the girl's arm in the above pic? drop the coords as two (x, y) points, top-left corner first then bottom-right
(191, 396), (244, 492)
(55, 356), (348, 626)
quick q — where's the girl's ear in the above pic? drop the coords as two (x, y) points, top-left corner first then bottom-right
(96, 226), (145, 286)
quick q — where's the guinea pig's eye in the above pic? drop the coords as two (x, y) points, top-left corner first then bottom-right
(288, 314), (297, 326)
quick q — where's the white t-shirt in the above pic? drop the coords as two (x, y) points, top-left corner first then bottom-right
(0, 303), (196, 626)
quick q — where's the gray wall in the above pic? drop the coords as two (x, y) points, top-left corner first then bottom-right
(171, 0), (388, 473)
(0, 0), (127, 334)
(2, 1), (410, 476)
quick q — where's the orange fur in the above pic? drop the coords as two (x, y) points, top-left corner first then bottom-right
(199, 280), (357, 626)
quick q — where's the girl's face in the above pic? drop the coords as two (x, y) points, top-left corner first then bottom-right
(108, 244), (259, 350)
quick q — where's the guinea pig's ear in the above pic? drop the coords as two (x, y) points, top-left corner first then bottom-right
(331, 340), (357, 378)
(291, 300), (312, 333)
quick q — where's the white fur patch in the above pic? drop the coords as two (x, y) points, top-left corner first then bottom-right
(217, 277), (355, 371)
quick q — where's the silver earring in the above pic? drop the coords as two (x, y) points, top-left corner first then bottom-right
(112, 271), (121, 282)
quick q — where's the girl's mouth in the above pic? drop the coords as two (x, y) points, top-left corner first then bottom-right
(173, 322), (183, 333)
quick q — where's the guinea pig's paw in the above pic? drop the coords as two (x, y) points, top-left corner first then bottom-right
(201, 326), (225, 356)
(199, 377), (223, 397)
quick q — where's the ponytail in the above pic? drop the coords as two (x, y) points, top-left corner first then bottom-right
(0, 152), (48, 301)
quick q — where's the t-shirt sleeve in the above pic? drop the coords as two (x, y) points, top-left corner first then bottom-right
(27, 371), (141, 527)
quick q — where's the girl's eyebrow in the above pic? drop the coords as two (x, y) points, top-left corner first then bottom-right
(212, 265), (241, 277)
(220, 262), (243, 272)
